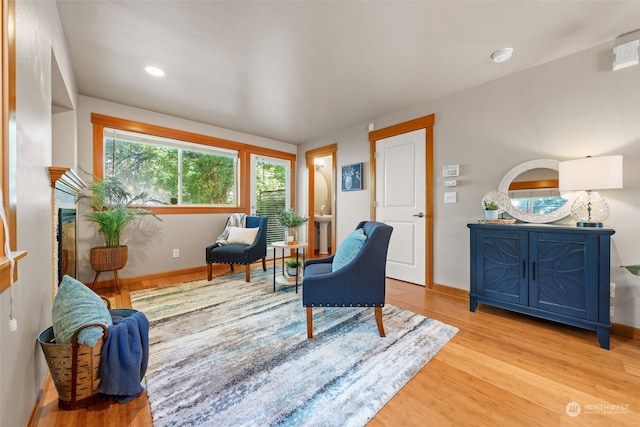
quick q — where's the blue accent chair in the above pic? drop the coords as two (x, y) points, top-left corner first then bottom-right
(205, 216), (268, 282)
(302, 220), (393, 338)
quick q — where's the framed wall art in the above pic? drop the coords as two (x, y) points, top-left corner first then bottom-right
(341, 162), (362, 191)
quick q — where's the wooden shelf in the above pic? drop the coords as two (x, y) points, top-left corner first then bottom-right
(275, 273), (303, 286)
(0, 250), (28, 293)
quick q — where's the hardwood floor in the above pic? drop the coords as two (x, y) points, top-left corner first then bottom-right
(31, 263), (640, 426)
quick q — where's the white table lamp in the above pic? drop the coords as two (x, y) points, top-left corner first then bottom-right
(558, 155), (623, 227)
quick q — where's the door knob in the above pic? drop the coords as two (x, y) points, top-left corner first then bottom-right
(413, 212), (425, 218)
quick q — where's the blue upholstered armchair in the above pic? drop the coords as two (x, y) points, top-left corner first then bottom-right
(302, 221), (393, 338)
(205, 216), (268, 282)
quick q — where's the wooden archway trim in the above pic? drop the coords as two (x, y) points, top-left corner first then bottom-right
(368, 115), (435, 288)
(305, 144), (337, 258)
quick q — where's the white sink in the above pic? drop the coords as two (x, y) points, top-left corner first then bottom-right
(315, 215), (332, 223)
(315, 215), (331, 254)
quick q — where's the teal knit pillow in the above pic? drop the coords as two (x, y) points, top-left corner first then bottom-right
(332, 228), (367, 271)
(52, 275), (112, 346)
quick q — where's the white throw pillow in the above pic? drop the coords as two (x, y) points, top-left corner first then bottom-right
(226, 226), (259, 245)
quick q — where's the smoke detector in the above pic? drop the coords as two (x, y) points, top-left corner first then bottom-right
(491, 47), (513, 63)
(613, 40), (639, 71)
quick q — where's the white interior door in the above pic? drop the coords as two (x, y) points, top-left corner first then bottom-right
(375, 129), (426, 285)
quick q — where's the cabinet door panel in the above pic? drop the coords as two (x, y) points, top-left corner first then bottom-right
(477, 230), (528, 305)
(530, 232), (598, 320)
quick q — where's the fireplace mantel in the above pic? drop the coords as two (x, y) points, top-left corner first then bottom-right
(49, 166), (84, 289)
(48, 167), (85, 195)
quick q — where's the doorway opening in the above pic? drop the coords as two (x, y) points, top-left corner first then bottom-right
(368, 115), (435, 288)
(251, 154), (292, 247)
(305, 144), (337, 258)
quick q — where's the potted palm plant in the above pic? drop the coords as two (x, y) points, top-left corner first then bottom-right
(79, 176), (160, 288)
(278, 209), (308, 244)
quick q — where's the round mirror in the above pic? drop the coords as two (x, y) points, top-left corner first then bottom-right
(497, 159), (575, 223)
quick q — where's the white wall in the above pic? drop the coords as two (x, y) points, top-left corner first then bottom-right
(76, 96), (297, 283)
(52, 110), (77, 169)
(0, 2), (78, 426)
(299, 41), (640, 328)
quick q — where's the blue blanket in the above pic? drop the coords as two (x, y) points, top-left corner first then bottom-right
(98, 310), (149, 403)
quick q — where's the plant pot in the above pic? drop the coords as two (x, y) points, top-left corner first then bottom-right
(484, 210), (499, 220)
(286, 266), (300, 277)
(90, 246), (128, 272)
(285, 227), (298, 244)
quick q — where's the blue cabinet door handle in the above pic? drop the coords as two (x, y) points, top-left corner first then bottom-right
(532, 262), (536, 280)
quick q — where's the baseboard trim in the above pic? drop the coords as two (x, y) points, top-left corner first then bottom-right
(87, 259), (278, 290)
(611, 322), (640, 340)
(431, 282), (639, 340)
(27, 374), (50, 427)
(87, 265), (208, 289)
(430, 282), (469, 299)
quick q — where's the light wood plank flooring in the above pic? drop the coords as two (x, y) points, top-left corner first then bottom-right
(31, 263), (640, 426)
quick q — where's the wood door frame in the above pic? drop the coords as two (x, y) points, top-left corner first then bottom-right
(369, 115), (435, 288)
(305, 144), (337, 258)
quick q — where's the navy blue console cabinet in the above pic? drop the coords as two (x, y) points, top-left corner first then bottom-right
(468, 223), (615, 349)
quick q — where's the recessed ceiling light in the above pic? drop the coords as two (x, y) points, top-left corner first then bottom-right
(145, 66), (165, 77)
(491, 47), (513, 63)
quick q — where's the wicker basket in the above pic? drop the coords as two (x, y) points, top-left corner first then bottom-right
(90, 246), (128, 272)
(38, 323), (108, 410)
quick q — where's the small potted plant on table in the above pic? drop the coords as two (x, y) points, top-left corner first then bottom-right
(285, 259), (303, 278)
(278, 209), (308, 244)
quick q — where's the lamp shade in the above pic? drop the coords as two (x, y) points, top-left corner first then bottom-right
(558, 155), (623, 191)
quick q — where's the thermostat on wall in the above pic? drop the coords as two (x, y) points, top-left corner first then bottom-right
(442, 165), (460, 177)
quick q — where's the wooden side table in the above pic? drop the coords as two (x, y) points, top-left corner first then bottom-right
(271, 241), (307, 293)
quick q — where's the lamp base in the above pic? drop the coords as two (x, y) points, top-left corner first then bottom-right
(577, 221), (603, 228)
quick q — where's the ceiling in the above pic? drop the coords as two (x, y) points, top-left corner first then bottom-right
(55, 1), (640, 144)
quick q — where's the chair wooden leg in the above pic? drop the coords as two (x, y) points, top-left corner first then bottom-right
(207, 263), (213, 281)
(245, 264), (250, 282)
(306, 307), (313, 339)
(91, 271), (101, 290)
(229, 264), (234, 272)
(112, 269), (121, 295)
(375, 306), (385, 337)
(262, 256), (266, 271)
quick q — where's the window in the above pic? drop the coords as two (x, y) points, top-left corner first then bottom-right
(104, 129), (239, 207)
(508, 178), (567, 215)
(91, 114), (297, 216)
(252, 155), (290, 245)
(509, 189), (568, 215)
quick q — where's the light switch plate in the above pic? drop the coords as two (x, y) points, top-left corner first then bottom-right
(443, 165), (460, 177)
(444, 192), (457, 203)
(444, 179), (457, 187)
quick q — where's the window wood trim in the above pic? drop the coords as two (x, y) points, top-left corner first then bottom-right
(91, 113), (296, 214)
(509, 179), (559, 191)
(0, 0), (24, 293)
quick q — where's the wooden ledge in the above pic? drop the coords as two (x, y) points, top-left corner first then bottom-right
(0, 250), (28, 293)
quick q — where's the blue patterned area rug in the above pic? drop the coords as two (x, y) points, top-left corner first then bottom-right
(130, 269), (458, 427)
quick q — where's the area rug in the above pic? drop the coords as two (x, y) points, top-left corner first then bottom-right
(130, 269), (458, 427)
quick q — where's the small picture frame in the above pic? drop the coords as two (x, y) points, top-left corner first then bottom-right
(341, 162), (363, 191)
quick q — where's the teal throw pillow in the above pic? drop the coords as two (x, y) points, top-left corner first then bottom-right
(332, 228), (367, 272)
(52, 275), (112, 346)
